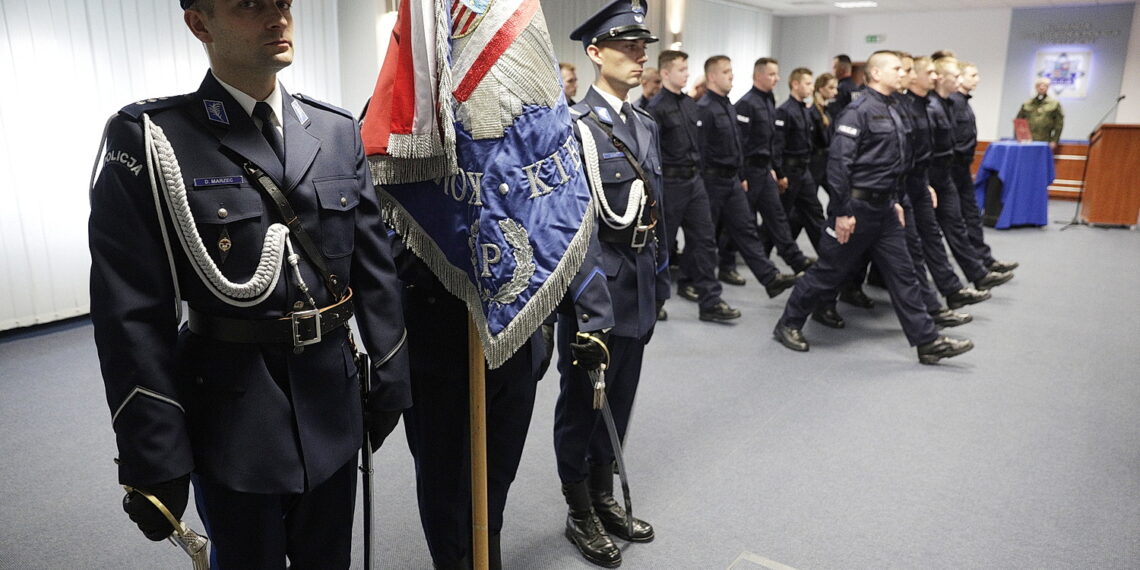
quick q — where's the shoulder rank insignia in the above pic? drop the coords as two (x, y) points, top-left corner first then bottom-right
(291, 99), (310, 126)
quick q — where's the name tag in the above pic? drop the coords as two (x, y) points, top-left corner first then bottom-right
(774, 119), (785, 127)
(736, 114), (751, 123)
(602, 152), (625, 159)
(194, 176), (245, 187)
(837, 125), (860, 137)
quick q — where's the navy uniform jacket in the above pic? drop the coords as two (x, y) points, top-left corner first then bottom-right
(646, 88), (702, 168)
(734, 87), (778, 171)
(774, 96), (815, 171)
(697, 91), (743, 171)
(902, 92), (934, 167)
(570, 87), (669, 339)
(89, 71), (411, 494)
(827, 88), (909, 217)
(928, 94), (956, 158)
(948, 91), (978, 159)
(827, 75), (858, 119)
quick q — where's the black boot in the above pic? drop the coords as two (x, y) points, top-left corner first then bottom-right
(588, 463), (655, 543)
(562, 480), (621, 567)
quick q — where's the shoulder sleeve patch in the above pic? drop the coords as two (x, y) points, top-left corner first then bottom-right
(837, 124), (860, 137)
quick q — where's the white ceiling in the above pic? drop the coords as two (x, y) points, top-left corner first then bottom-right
(724, 0), (1131, 17)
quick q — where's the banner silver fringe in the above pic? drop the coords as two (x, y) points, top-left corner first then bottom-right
(377, 186), (594, 369)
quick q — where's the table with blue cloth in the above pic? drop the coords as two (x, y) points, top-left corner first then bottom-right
(973, 141), (1054, 228)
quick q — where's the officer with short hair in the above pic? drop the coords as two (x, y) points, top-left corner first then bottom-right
(729, 57), (815, 280)
(1017, 77), (1064, 148)
(647, 49), (741, 322)
(774, 66), (826, 253)
(636, 66), (661, 109)
(930, 58), (1013, 292)
(557, 2), (670, 565)
(698, 54), (798, 300)
(950, 61), (1018, 274)
(89, 0), (410, 566)
(773, 51), (974, 364)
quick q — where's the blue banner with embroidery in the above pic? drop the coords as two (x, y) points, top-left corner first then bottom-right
(366, 0), (592, 369)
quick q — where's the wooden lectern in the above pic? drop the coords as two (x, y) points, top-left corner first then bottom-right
(1081, 124), (1140, 226)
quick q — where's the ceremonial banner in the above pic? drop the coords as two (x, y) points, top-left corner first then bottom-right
(363, 0), (592, 368)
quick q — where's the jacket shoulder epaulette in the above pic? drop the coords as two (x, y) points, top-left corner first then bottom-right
(118, 95), (191, 120)
(292, 93), (354, 119)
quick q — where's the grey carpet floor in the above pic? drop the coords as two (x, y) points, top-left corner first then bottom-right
(1, 200), (1138, 569)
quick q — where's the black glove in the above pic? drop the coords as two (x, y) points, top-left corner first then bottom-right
(537, 322), (555, 379)
(570, 330), (610, 371)
(365, 406), (403, 453)
(122, 474), (190, 541)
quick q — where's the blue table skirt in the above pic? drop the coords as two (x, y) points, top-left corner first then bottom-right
(974, 141), (1055, 228)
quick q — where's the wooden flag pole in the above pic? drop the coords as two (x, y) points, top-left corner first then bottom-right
(468, 315), (490, 570)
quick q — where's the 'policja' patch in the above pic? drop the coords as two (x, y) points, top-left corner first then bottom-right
(837, 124), (860, 137)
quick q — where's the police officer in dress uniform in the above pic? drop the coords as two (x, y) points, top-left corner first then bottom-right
(556, 2), (670, 566)
(647, 49), (741, 323)
(950, 61), (1019, 274)
(89, 1), (410, 567)
(698, 55), (798, 300)
(774, 67), (827, 255)
(729, 57), (815, 280)
(929, 58), (1014, 292)
(772, 51), (974, 364)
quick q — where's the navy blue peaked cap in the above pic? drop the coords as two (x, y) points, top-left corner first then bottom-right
(180, 0), (194, 8)
(570, 0), (659, 50)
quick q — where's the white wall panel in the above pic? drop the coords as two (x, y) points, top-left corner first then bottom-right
(0, 0), (341, 331)
(682, 0), (773, 101)
(829, 8), (1014, 142)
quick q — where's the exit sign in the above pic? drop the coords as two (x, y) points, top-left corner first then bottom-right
(865, 34), (886, 43)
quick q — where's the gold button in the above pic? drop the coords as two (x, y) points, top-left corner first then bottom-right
(217, 208), (229, 219)
(340, 196), (348, 207)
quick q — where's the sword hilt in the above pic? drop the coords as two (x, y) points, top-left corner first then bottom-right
(124, 485), (209, 569)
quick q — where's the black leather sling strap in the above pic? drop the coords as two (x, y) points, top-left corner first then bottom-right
(243, 162), (344, 300)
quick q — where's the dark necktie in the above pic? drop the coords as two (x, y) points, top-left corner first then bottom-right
(253, 102), (285, 164)
(621, 102), (641, 156)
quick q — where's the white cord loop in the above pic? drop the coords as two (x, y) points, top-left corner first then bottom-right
(577, 124), (646, 230)
(143, 113), (290, 308)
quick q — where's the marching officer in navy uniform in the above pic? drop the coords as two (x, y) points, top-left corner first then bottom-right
(774, 67), (827, 254)
(772, 51), (975, 364)
(647, 49), (741, 323)
(556, 1), (670, 566)
(903, 56), (992, 314)
(930, 57), (1013, 293)
(698, 55), (798, 300)
(89, 1), (410, 567)
(949, 61), (1019, 275)
(730, 57), (815, 279)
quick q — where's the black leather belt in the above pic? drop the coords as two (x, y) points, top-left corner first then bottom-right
(851, 188), (893, 205)
(661, 164), (699, 179)
(782, 155), (808, 171)
(702, 166), (738, 179)
(188, 289), (355, 347)
(598, 222), (657, 250)
(743, 155), (770, 169)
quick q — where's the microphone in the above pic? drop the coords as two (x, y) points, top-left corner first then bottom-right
(1117, 94), (1126, 102)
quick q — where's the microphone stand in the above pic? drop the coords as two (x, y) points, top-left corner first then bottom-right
(1059, 94), (1126, 230)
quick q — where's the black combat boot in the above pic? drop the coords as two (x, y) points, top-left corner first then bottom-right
(587, 463), (655, 543)
(562, 480), (621, 567)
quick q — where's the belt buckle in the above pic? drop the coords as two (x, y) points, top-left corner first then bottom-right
(630, 224), (650, 249)
(291, 309), (322, 347)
